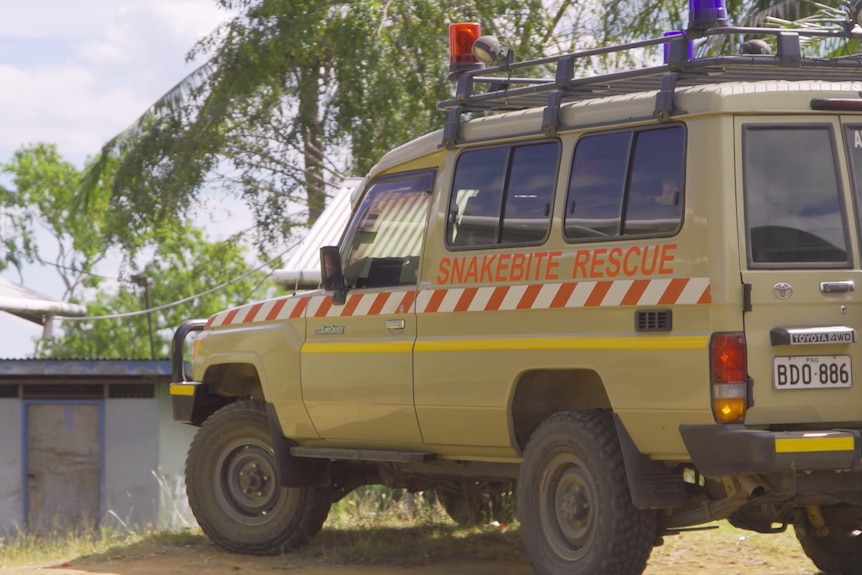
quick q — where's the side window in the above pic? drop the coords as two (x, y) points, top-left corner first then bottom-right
(564, 126), (684, 240)
(448, 148), (507, 246)
(341, 169), (434, 289)
(502, 144), (559, 243)
(625, 129), (685, 235)
(447, 141), (559, 248)
(743, 126), (848, 266)
(565, 132), (629, 238)
(843, 125), (862, 246)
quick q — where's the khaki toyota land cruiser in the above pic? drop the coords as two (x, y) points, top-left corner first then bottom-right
(170, 6), (862, 575)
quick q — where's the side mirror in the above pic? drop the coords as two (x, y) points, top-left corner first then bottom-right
(320, 246), (347, 305)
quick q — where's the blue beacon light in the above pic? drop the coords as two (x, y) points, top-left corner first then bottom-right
(687, 0), (728, 32)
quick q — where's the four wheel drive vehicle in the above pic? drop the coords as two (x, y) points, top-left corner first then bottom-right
(171, 11), (862, 575)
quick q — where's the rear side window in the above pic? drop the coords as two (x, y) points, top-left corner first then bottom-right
(564, 125), (684, 241)
(448, 141), (560, 248)
(743, 125), (849, 267)
(842, 125), (862, 246)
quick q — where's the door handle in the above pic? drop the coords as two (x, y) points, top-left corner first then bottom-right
(820, 281), (855, 294)
(386, 319), (406, 330)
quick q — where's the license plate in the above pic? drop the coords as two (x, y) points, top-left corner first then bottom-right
(773, 355), (852, 389)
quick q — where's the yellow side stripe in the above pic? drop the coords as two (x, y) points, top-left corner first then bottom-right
(415, 336), (709, 353)
(303, 342), (414, 354)
(169, 384), (196, 397)
(301, 336), (708, 354)
(775, 436), (855, 453)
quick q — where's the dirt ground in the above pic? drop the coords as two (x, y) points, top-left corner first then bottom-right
(2, 528), (824, 575)
(2, 553), (823, 575)
(2, 554), (823, 575)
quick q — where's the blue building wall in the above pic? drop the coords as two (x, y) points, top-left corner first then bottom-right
(0, 360), (197, 533)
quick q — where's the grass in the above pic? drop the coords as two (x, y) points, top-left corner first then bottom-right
(0, 488), (820, 574)
(306, 486), (525, 566)
(0, 527), (152, 568)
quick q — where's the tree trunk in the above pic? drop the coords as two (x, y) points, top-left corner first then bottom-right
(298, 61), (326, 225)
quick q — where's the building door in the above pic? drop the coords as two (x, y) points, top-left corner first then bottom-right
(26, 402), (102, 532)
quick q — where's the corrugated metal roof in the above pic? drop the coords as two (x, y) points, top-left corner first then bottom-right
(0, 275), (87, 321)
(272, 178), (362, 289)
(0, 358), (171, 378)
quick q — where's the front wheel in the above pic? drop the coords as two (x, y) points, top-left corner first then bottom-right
(517, 410), (657, 575)
(185, 399), (331, 555)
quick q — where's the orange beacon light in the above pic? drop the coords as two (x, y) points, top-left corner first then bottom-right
(449, 22), (482, 72)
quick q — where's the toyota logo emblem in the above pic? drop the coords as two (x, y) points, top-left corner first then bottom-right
(772, 282), (793, 300)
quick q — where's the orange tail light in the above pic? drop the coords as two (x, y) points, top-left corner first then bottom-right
(710, 332), (748, 423)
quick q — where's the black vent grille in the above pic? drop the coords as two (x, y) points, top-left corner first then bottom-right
(108, 384), (155, 399)
(0, 384), (19, 398)
(635, 310), (672, 332)
(22, 383), (104, 399)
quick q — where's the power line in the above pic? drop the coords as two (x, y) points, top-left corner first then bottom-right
(56, 243), (298, 322)
(0, 245), (122, 282)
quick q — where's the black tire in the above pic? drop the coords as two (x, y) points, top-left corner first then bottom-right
(436, 482), (515, 527)
(793, 508), (862, 575)
(517, 410), (657, 575)
(185, 399), (331, 555)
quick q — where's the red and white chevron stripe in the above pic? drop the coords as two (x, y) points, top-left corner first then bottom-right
(205, 278), (711, 328)
(205, 295), (308, 328)
(415, 277), (710, 314)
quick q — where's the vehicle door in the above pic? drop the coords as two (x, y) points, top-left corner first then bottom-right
(737, 117), (862, 425)
(413, 141), (562, 449)
(301, 169), (435, 444)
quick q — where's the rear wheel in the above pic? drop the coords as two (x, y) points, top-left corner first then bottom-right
(517, 410), (656, 575)
(186, 399), (331, 555)
(793, 506), (862, 575)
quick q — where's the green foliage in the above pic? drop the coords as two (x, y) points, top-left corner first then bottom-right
(328, 486), (447, 527)
(34, 225), (270, 359)
(84, 0), (687, 255)
(698, 0), (850, 56)
(1, 143), (270, 360)
(0, 143), (109, 295)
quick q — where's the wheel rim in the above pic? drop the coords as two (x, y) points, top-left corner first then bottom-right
(214, 436), (291, 525)
(539, 450), (599, 561)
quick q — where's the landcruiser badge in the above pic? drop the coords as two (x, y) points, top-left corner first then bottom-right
(315, 325), (345, 335)
(772, 282), (793, 300)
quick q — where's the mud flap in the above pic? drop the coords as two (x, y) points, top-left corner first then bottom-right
(265, 403), (331, 488)
(613, 414), (688, 509)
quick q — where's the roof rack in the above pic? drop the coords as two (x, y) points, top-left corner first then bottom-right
(438, 26), (862, 147)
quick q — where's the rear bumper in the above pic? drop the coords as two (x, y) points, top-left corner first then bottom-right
(679, 424), (862, 477)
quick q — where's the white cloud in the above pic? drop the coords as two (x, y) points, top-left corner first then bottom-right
(0, 0), (238, 358)
(0, 0), (232, 167)
(0, 64), (143, 164)
(0, 1), (116, 40)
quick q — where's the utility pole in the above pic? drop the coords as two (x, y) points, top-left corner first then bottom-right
(131, 273), (155, 360)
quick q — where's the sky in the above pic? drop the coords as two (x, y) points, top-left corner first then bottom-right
(0, 0), (242, 357)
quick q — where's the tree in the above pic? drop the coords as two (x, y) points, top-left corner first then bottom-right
(1, 143), (270, 359)
(35, 224), (270, 359)
(0, 143), (109, 296)
(82, 0), (688, 255)
(703, 0), (846, 55)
